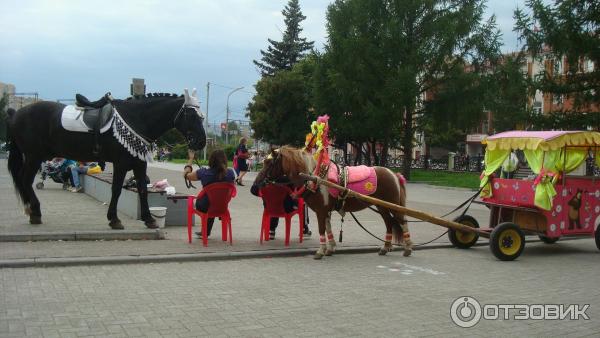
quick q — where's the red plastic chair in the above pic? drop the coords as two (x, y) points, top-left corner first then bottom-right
(259, 184), (304, 246)
(187, 182), (237, 246)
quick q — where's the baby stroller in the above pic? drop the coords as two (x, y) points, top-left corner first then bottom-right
(36, 160), (71, 190)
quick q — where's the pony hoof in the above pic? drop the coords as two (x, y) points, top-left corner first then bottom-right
(325, 249), (335, 256)
(24, 205), (32, 216)
(145, 220), (158, 229)
(29, 216), (42, 224)
(109, 220), (124, 230)
(378, 249), (388, 256)
(403, 249), (412, 257)
(313, 252), (324, 260)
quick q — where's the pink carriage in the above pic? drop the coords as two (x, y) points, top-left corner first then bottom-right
(451, 130), (600, 260)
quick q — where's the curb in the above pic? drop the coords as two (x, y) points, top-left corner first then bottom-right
(0, 243), (460, 268)
(0, 229), (164, 242)
(0, 237), (584, 268)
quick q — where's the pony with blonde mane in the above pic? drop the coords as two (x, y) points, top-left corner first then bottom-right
(256, 146), (413, 259)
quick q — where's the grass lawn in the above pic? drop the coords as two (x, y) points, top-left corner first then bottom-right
(407, 169), (480, 190)
(170, 158), (209, 165)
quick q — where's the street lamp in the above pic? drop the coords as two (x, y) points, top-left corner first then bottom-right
(225, 86), (244, 145)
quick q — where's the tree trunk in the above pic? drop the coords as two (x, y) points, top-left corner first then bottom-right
(371, 140), (379, 166)
(343, 143), (348, 165)
(354, 142), (362, 166)
(402, 106), (413, 180)
(381, 141), (389, 167)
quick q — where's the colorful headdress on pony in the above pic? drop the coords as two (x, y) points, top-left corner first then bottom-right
(304, 115), (331, 169)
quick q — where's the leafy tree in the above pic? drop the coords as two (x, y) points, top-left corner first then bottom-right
(528, 110), (600, 130)
(248, 57), (317, 145)
(156, 128), (185, 148)
(421, 63), (487, 150)
(253, 0), (315, 76)
(320, 0), (501, 178)
(0, 93), (8, 143)
(487, 54), (531, 132)
(514, 0), (600, 117)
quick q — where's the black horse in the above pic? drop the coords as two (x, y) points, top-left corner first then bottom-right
(7, 89), (206, 229)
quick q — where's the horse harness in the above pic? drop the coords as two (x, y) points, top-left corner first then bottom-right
(76, 92), (203, 160)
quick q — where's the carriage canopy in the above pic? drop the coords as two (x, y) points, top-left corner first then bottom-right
(480, 131), (600, 210)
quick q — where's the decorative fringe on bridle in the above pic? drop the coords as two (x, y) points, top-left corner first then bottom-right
(112, 108), (154, 162)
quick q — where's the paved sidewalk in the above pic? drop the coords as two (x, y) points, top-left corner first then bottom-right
(0, 159), (492, 266)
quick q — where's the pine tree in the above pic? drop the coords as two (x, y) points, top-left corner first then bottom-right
(514, 0), (600, 128)
(253, 0), (314, 76)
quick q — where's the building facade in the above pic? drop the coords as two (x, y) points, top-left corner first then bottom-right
(0, 81), (39, 109)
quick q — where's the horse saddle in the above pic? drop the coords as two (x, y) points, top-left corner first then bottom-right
(60, 100), (114, 134)
(72, 93), (115, 132)
(76, 93), (112, 108)
(327, 164), (377, 198)
(79, 103), (114, 132)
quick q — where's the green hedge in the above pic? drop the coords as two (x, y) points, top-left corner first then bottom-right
(169, 143), (244, 161)
(171, 144), (189, 159)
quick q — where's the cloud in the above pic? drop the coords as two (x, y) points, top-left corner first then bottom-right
(0, 0), (524, 119)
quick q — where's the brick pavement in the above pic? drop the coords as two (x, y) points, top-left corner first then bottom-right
(0, 158), (491, 262)
(0, 240), (598, 337)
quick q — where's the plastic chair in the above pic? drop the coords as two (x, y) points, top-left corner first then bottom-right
(187, 182), (237, 246)
(259, 184), (304, 246)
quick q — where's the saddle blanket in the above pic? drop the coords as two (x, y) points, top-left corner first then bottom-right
(60, 105), (113, 134)
(327, 165), (377, 198)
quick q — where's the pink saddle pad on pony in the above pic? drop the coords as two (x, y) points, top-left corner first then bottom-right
(327, 165), (377, 198)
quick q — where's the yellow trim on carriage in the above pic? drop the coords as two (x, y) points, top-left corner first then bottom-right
(483, 131), (600, 151)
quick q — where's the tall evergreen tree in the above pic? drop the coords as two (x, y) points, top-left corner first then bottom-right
(514, 0), (600, 115)
(248, 57), (317, 145)
(253, 0), (315, 76)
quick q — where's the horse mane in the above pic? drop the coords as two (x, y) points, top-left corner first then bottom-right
(125, 93), (182, 101)
(278, 145), (310, 178)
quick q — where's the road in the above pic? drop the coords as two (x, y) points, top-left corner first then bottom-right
(1, 239), (599, 337)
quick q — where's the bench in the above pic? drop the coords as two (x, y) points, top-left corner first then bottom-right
(81, 172), (192, 226)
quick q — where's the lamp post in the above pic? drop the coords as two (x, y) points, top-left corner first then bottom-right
(225, 86), (244, 145)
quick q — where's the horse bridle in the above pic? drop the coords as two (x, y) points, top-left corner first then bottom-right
(174, 102), (204, 147)
(174, 102), (205, 190)
(259, 151), (281, 185)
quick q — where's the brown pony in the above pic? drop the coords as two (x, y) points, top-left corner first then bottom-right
(255, 146), (413, 259)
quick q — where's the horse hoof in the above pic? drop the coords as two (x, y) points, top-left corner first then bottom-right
(29, 216), (42, 224)
(109, 220), (124, 230)
(145, 220), (158, 229)
(313, 253), (324, 260)
(378, 249), (388, 256)
(325, 249), (335, 256)
(403, 249), (412, 257)
(24, 205), (32, 216)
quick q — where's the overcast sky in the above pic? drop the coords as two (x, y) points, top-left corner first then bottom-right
(0, 0), (526, 124)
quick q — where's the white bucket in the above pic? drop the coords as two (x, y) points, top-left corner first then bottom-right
(149, 206), (167, 228)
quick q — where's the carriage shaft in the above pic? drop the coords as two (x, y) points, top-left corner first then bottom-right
(299, 173), (490, 238)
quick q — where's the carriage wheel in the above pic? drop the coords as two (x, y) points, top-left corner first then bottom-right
(538, 235), (559, 244)
(490, 222), (525, 261)
(35, 182), (44, 190)
(448, 215), (479, 249)
(595, 227), (600, 251)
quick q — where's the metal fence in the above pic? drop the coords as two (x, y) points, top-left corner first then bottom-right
(334, 152), (600, 176)
(333, 154), (480, 172)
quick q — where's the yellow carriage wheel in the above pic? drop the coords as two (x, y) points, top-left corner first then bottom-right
(448, 215), (479, 249)
(490, 222), (525, 261)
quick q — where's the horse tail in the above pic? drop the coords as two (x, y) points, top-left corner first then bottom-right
(7, 111), (26, 204)
(392, 172), (408, 243)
